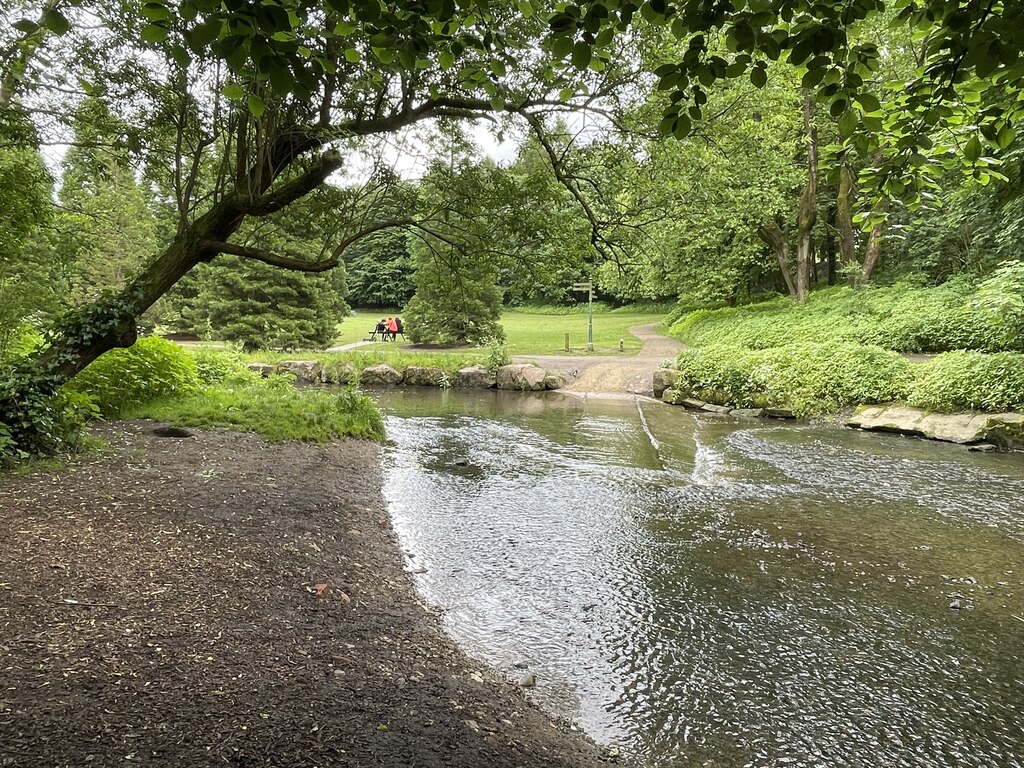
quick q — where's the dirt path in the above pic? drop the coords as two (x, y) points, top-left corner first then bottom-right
(514, 323), (685, 396)
(0, 423), (623, 768)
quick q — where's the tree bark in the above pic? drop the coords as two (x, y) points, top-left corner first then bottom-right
(836, 160), (857, 277)
(860, 198), (887, 284)
(758, 223), (798, 300)
(794, 91), (818, 304)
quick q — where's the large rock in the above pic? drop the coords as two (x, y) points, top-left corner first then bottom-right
(276, 360), (323, 383)
(403, 365), (446, 387)
(846, 404), (1024, 446)
(454, 365), (496, 388)
(543, 373), (567, 390)
(653, 368), (682, 399)
(359, 363), (404, 386)
(496, 364), (547, 391)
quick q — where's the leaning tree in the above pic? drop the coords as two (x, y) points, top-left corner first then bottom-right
(3, 0), (1024, 455)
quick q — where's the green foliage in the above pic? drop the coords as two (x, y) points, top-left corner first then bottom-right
(0, 362), (99, 465)
(907, 352), (1024, 413)
(672, 343), (915, 416)
(189, 347), (261, 386)
(191, 256), (346, 351)
(67, 336), (200, 417)
(672, 281), (1020, 354)
(0, 108), (61, 361)
(343, 228), (415, 308)
(125, 380), (385, 443)
(485, 337), (512, 373)
(969, 260), (1024, 347)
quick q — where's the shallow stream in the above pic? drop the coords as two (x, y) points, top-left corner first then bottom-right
(373, 389), (1024, 768)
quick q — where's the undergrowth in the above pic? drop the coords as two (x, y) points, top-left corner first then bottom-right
(670, 278), (1023, 354)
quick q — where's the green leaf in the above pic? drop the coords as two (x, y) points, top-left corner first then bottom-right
(518, 0), (534, 18)
(838, 108), (857, 137)
(571, 41), (592, 69)
(490, 58), (506, 77)
(171, 44), (192, 69)
(222, 82), (245, 101)
(854, 92), (881, 113)
(247, 93), (265, 118)
(671, 113), (692, 138)
(13, 19), (39, 34)
(141, 24), (170, 44)
(189, 19), (223, 49)
(43, 8), (71, 34)
(964, 135), (982, 162)
(551, 35), (574, 59)
(997, 126), (1016, 150)
(749, 66), (767, 88)
(440, 50), (455, 70)
(344, 48), (361, 63)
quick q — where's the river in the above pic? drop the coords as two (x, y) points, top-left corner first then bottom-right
(372, 388), (1024, 768)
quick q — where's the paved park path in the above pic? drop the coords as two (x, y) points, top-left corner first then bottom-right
(513, 323), (686, 396)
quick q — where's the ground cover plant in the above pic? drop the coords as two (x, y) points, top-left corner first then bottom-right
(671, 343), (916, 417)
(670, 280), (1020, 354)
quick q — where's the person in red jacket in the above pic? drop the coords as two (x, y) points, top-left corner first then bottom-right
(385, 316), (398, 341)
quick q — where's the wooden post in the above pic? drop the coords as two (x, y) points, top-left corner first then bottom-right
(564, 332), (570, 352)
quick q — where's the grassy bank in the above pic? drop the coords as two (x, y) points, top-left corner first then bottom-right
(66, 340), (385, 443)
(665, 280), (1024, 416)
(669, 280), (1022, 354)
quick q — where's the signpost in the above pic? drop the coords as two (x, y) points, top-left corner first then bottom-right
(572, 282), (594, 352)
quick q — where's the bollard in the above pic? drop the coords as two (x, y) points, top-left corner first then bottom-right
(619, 338), (624, 352)
(564, 332), (570, 352)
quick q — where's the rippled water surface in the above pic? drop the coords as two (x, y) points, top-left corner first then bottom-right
(374, 389), (1024, 767)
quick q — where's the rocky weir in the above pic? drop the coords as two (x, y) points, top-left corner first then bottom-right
(653, 367), (1024, 451)
(249, 360), (568, 391)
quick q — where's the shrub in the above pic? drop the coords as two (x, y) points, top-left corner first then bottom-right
(670, 280), (1019, 354)
(189, 347), (261, 386)
(672, 343), (914, 416)
(907, 351), (1024, 413)
(67, 336), (200, 416)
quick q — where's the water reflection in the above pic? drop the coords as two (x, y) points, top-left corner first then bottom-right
(375, 388), (1024, 767)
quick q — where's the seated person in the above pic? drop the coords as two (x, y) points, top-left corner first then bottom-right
(395, 316), (404, 337)
(386, 316), (398, 341)
(373, 319), (387, 339)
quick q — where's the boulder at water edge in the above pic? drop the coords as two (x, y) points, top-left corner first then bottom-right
(454, 364), (496, 388)
(846, 404), (1024, 447)
(543, 373), (567, 390)
(276, 360), (323, 383)
(403, 365), (446, 387)
(359, 363), (404, 385)
(653, 368), (682, 399)
(496, 363), (547, 391)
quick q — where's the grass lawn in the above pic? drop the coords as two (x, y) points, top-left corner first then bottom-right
(500, 311), (664, 355)
(327, 309), (665, 356)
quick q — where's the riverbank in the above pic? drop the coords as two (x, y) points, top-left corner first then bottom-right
(0, 422), (623, 768)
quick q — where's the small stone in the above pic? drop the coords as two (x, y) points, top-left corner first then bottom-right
(512, 661), (529, 670)
(518, 672), (537, 688)
(949, 599), (962, 611)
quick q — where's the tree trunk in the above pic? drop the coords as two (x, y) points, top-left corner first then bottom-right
(758, 223), (798, 300)
(836, 160), (857, 278)
(794, 91), (818, 304)
(36, 195), (247, 383)
(860, 198), (887, 284)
